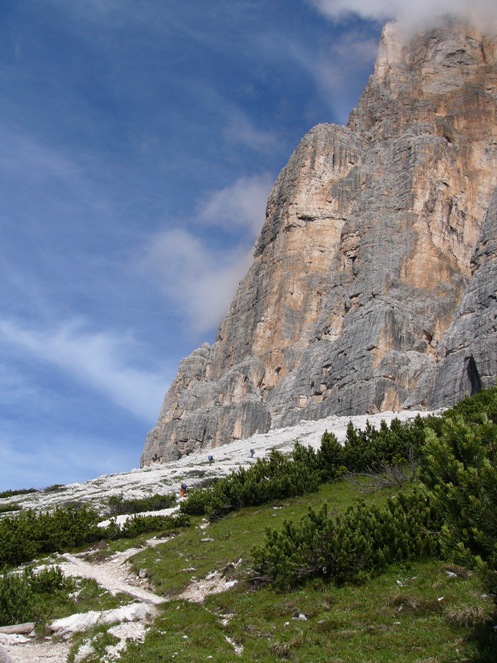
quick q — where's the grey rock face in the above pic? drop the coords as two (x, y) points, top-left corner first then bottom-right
(141, 19), (497, 466)
(429, 188), (497, 407)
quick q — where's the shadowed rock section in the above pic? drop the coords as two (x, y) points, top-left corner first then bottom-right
(142, 19), (497, 465)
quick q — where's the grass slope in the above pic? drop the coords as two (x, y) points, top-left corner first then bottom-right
(116, 480), (496, 663)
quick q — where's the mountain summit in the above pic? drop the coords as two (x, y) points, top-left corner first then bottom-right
(141, 19), (497, 465)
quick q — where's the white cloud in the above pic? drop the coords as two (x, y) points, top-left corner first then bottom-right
(316, 32), (378, 121)
(310, 0), (497, 33)
(0, 319), (168, 422)
(222, 110), (280, 153)
(142, 228), (252, 335)
(141, 173), (271, 335)
(198, 173), (273, 235)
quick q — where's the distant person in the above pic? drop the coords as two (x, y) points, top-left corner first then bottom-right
(208, 454), (214, 465)
(180, 482), (187, 497)
(250, 448), (255, 458)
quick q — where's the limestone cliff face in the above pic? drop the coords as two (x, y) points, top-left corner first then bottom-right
(141, 19), (497, 465)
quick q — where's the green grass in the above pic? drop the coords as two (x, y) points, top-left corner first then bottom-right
(120, 479), (496, 662)
(205, 561), (494, 662)
(6, 475), (495, 661)
(128, 480), (363, 596)
(117, 560), (494, 662)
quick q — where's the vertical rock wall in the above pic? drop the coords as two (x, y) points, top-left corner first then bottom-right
(141, 19), (497, 465)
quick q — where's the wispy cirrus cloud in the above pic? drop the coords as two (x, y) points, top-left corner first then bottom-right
(0, 318), (168, 421)
(291, 30), (378, 122)
(222, 111), (280, 153)
(142, 229), (252, 334)
(0, 0), (396, 491)
(198, 173), (273, 235)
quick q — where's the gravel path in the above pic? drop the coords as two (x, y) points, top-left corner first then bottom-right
(0, 532), (241, 662)
(57, 544), (167, 606)
(0, 539), (167, 663)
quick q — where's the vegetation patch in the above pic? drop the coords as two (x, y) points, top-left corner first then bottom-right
(0, 564), (133, 630)
(0, 487), (38, 499)
(0, 504), (190, 567)
(106, 493), (176, 516)
(251, 488), (441, 588)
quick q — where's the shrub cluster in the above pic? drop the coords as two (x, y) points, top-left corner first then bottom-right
(0, 503), (21, 514)
(419, 387), (497, 595)
(251, 488), (441, 588)
(339, 415), (435, 473)
(103, 512), (190, 540)
(180, 416), (429, 521)
(251, 387), (497, 595)
(180, 448), (321, 520)
(0, 565), (74, 626)
(106, 493), (176, 516)
(0, 505), (189, 567)
(0, 488), (37, 499)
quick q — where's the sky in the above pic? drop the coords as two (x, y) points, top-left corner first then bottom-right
(0, 0), (495, 491)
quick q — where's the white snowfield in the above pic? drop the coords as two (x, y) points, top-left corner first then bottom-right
(0, 409), (439, 662)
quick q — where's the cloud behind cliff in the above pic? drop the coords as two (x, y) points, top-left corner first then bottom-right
(139, 173), (273, 335)
(311, 0), (497, 33)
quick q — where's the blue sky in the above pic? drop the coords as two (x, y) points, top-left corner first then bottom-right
(1, 0), (493, 490)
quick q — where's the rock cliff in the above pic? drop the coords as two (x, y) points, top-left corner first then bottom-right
(141, 19), (497, 465)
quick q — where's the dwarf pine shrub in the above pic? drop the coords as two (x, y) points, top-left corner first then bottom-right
(180, 448), (321, 520)
(107, 493), (177, 516)
(419, 389), (497, 596)
(0, 565), (75, 626)
(0, 505), (189, 567)
(180, 416), (434, 521)
(341, 415), (429, 473)
(251, 488), (441, 589)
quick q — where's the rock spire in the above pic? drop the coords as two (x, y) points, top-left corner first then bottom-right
(141, 19), (497, 465)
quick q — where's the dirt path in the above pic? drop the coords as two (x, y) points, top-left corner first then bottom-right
(0, 540), (167, 663)
(57, 545), (166, 606)
(0, 534), (241, 663)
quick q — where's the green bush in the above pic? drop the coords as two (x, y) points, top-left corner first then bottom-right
(180, 448), (321, 520)
(107, 493), (176, 516)
(0, 503), (21, 514)
(251, 488), (441, 589)
(250, 386), (497, 593)
(108, 512), (190, 539)
(419, 392), (497, 595)
(0, 488), (37, 499)
(442, 385), (497, 425)
(341, 415), (429, 472)
(0, 504), (190, 568)
(179, 417), (434, 522)
(0, 565), (75, 626)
